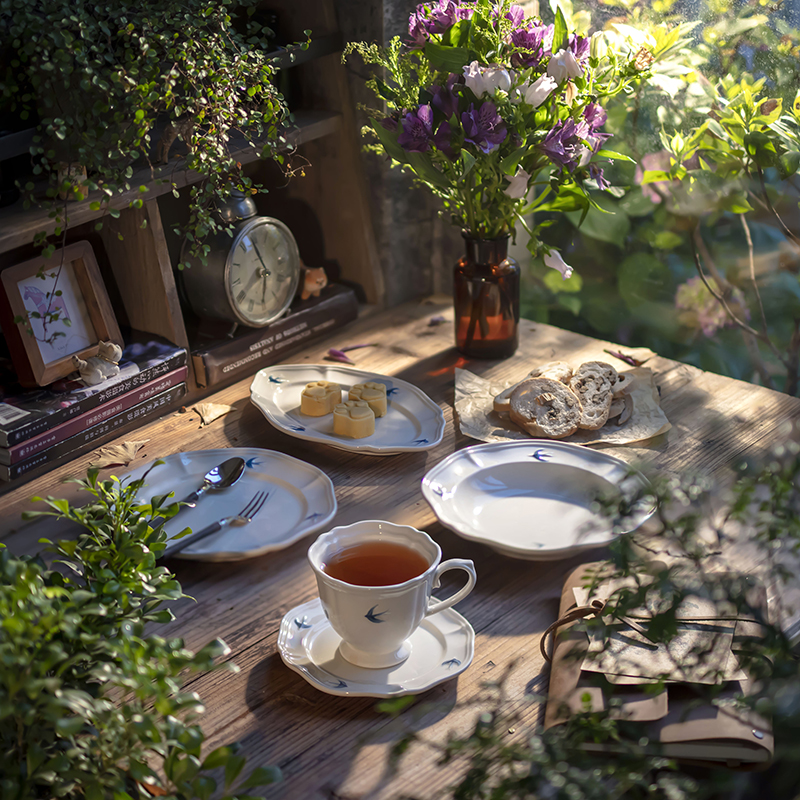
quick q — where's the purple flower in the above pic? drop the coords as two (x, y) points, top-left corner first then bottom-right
(509, 23), (548, 68)
(504, 4), (526, 26)
(568, 34), (590, 63)
(408, 11), (429, 48)
(431, 74), (460, 119)
(433, 121), (456, 159)
(461, 101), (508, 153)
(539, 118), (589, 170)
(426, 0), (460, 33)
(588, 163), (610, 190)
(584, 101), (607, 130)
(398, 105), (434, 152)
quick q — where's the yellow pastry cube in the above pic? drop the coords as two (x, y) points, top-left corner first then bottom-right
(300, 381), (342, 416)
(348, 381), (388, 418)
(333, 400), (375, 438)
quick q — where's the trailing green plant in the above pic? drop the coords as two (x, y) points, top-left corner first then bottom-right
(373, 433), (800, 799)
(0, 0), (308, 342)
(0, 467), (279, 799)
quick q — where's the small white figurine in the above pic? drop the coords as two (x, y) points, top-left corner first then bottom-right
(72, 341), (123, 386)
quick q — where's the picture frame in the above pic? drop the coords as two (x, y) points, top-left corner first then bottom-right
(0, 241), (122, 387)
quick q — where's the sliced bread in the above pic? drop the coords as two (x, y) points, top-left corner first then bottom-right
(569, 361), (618, 430)
(493, 361), (573, 413)
(509, 378), (581, 439)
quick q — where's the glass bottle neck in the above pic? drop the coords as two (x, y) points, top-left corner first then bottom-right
(462, 234), (510, 267)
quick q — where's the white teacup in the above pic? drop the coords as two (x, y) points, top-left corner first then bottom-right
(308, 520), (477, 669)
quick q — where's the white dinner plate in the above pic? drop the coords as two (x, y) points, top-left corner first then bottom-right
(278, 597), (474, 697)
(421, 441), (655, 560)
(250, 364), (446, 455)
(122, 448), (337, 561)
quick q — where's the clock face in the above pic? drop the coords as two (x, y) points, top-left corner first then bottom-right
(225, 218), (300, 326)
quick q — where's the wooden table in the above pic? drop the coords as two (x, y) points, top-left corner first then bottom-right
(3, 298), (800, 799)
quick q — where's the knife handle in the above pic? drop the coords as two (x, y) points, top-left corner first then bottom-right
(162, 520), (224, 559)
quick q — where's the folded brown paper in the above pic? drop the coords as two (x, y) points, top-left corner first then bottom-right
(543, 563), (774, 770)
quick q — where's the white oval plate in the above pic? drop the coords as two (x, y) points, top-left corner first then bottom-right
(250, 364), (446, 456)
(123, 448), (337, 561)
(278, 597), (474, 697)
(421, 441), (655, 561)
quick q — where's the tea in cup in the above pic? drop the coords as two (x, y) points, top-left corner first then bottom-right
(308, 520), (476, 668)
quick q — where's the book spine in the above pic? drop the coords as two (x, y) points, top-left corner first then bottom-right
(1, 348), (188, 447)
(194, 285), (358, 388)
(0, 383), (187, 482)
(3, 367), (188, 465)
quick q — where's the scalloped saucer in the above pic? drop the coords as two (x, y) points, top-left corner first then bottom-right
(278, 597), (474, 697)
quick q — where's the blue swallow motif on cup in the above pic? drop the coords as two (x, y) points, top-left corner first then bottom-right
(268, 375), (287, 383)
(245, 457), (262, 468)
(530, 448), (551, 462)
(294, 616), (312, 630)
(365, 605), (388, 623)
(386, 387), (399, 396)
(442, 658), (461, 669)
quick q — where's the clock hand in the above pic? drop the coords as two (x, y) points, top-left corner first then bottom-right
(252, 243), (272, 278)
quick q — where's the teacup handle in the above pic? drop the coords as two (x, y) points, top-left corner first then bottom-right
(426, 558), (476, 617)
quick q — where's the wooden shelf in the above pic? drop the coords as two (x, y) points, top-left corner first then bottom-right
(0, 110), (342, 254)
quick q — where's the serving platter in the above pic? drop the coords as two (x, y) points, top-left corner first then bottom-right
(250, 364), (446, 455)
(123, 448), (337, 561)
(421, 440), (655, 560)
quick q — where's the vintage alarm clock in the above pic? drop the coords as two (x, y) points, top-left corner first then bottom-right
(181, 192), (301, 327)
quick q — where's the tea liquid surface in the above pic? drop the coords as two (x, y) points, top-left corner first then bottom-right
(322, 540), (430, 586)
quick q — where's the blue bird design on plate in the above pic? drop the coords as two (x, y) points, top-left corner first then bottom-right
(268, 375), (287, 383)
(530, 449), (551, 462)
(386, 387), (399, 395)
(305, 512), (324, 522)
(245, 457), (262, 468)
(365, 605), (388, 623)
(294, 616), (311, 630)
(327, 679), (348, 689)
(290, 425), (306, 432)
(413, 438), (429, 445)
(442, 658), (461, 669)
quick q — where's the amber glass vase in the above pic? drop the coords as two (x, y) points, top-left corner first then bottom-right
(453, 234), (520, 359)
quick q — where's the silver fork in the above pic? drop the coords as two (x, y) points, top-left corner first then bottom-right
(161, 491), (270, 559)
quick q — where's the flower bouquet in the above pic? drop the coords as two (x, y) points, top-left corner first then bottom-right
(346, 0), (654, 357)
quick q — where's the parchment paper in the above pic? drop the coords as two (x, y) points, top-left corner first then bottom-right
(455, 365), (671, 447)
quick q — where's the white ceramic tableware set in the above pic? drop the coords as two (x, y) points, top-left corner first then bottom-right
(128, 364), (654, 696)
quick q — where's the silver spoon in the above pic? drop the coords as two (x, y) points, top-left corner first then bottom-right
(175, 456), (246, 509)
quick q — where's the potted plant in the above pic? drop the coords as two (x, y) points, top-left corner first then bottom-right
(0, 0), (305, 262)
(0, 467), (278, 799)
(345, 0), (667, 358)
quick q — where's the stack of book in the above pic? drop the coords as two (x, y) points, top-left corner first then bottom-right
(0, 339), (188, 482)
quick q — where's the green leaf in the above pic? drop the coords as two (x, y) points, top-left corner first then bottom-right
(566, 197), (630, 247)
(779, 151), (800, 180)
(370, 120), (407, 164)
(719, 192), (753, 214)
(460, 150), (476, 179)
(224, 755), (247, 789)
(237, 765), (282, 790)
(594, 149), (635, 164)
(552, 7), (568, 54)
(423, 42), (471, 73)
(406, 152), (450, 190)
(640, 169), (671, 185)
(499, 146), (528, 176)
(443, 19), (471, 48)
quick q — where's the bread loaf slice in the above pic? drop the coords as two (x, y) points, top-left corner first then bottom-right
(493, 361), (573, 413)
(569, 361), (617, 430)
(509, 378), (581, 439)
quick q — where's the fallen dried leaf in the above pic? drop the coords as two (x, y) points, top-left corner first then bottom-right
(604, 348), (652, 367)
(193, 403), (233, 426)
(88, 440), (150, 469)
(428, 315), (446, 327)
